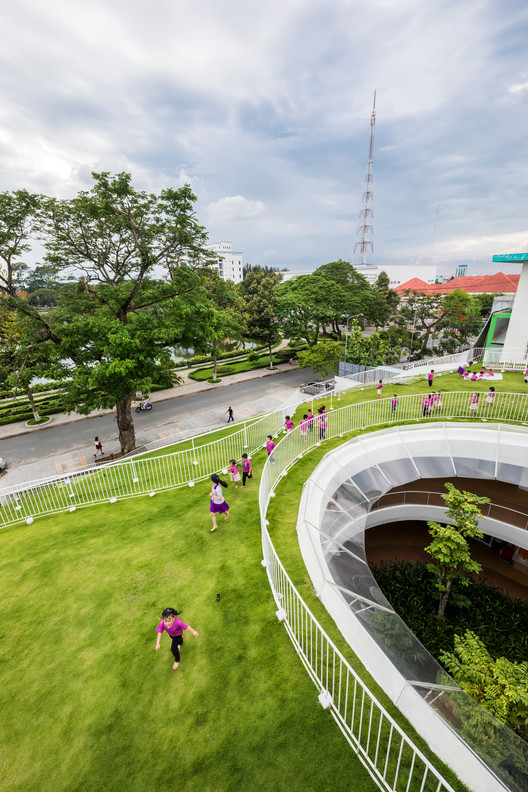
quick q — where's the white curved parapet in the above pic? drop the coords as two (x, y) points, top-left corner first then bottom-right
(296, 422), (528, 792)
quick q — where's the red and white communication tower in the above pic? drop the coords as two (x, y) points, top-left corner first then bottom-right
(354, 92), (376, 267)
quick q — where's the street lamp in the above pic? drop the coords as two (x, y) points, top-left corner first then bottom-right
(343, 313), (363, 369)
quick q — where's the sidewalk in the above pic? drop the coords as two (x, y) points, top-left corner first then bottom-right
(0, 362), (305, 489)
(0, 361), (299, 442)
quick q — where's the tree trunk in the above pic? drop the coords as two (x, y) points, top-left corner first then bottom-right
(115, 392), (136, 454)
(25, 386), (40, 422)
(437, 577), (453, 620)
(213, 353), (218, 382)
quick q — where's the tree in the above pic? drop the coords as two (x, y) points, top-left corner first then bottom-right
(296, 340), (344, 376)
(373, 270), (400, 321)
(239, 266), (281, 369)
(198, 271), (244, 382)
(425, 483), (490, 619)
(397, 289), (480, 355)
(0, 174), (214, 455)
(440, 630), (528, 740)
(276, 274), (341, 347)
(314, 260), (388, 331)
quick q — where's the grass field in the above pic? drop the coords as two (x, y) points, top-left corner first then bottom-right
(0, 453), (378, 792)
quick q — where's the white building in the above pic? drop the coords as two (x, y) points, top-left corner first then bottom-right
(282, 264), (437, 287)
(206, 242), (243, 284)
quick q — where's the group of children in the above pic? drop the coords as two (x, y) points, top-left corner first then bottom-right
(280, 406), (328, 443)
(457, 365), (496, 380)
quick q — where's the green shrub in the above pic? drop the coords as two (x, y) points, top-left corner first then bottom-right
(247, 351), (260, 362)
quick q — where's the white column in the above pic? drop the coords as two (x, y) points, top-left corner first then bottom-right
(501, 260), (528, 364)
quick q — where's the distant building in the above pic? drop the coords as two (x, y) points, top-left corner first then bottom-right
(395, 271), (520, 297)
(455, 263), (469, 278)
(206, 242), (243, 284)
(281, 264), (437, 286)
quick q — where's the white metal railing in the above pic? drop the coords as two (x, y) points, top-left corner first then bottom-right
(258, 419), (470, 791)
(3, 391), (528, 529)
(371, 489), (528, 531)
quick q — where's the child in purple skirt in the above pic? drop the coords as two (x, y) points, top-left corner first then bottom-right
(209, 474), (229, 532)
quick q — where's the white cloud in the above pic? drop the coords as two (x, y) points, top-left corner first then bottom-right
(207, 196), (266, 222)
(509, 81), (528, 95)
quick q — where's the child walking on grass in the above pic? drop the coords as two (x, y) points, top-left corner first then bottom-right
(266, 435), (276, 463)
(155, 607), (198, 671)
(229, 459), (241, 488)
(241, 454), (252, 487)
(209, 474), (229, 532)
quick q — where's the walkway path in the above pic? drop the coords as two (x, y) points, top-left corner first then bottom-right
(0, 362), (313, 489)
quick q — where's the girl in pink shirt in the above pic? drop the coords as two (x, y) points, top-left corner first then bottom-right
(469, 392), (479, 415)
(377, 379), (383, 397)
(266, 435), (276, 463)
(299, 415), (308, 442)
(155, 607), (198, 670)
(241, 454), (252, 487)
(284, 416), (294, 436)
(229, 459), (241, 488)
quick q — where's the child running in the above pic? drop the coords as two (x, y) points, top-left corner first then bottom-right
(284, 415), (294, 437)
(155, 607), (198, 671)
(377, 379), (383, 397)
(229, 459), (241, 488)
(241, 454), (252, 487)
(485, 386), (495, 410)
(209, 474), (229, 532)
(266, 435), (276, 463)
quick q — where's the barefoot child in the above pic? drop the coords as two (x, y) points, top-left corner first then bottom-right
(209, 474), (229, 532)
(155, 607), (198, 671)
(229, 459), (241, 488)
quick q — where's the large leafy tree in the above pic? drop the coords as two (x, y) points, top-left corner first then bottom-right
(0, 174), (213, 454)
(198, 271), (244, 382)
(397, 289), (480, 354)
(425, 483), (489, 620)
(239, 266), (281, 368)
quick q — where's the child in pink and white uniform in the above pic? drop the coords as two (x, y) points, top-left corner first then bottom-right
(155, 607), (198, 671)
(229, 459), (241, 488)
(377, 380), (383, 397)
(284, 416), (294, 436)
(469, 392), (479, 415)
(391, 395), (398, 414)
(299, 414), (308, 441)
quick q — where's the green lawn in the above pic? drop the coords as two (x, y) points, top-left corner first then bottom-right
(0, 461), (377, 792)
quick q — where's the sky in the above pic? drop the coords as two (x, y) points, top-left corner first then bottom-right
(1, 0), (528, 278)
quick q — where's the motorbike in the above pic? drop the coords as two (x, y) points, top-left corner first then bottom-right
(135, 400), (152, 413)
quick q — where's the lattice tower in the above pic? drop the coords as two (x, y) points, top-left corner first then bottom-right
(354, 92), (376, 266)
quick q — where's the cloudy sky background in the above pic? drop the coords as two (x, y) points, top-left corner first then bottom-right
(1, 0), (528, 276)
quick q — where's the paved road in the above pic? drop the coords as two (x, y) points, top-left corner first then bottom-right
(0, 369), (318, 484)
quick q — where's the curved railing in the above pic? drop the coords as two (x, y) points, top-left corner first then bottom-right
(371, 489), (528, 532)
(258, 399), (528, 792)
(2, 390), (528, 530)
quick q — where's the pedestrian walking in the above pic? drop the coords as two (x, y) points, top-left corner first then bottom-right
(266, 435), (276, 463)
(377, 379), (383, 397)
(155, 607), (198, 671)
(209, 474), (229, 532)
(229, 459), (241, 488)
(390, 394), (398, 414)
(299, 414), (308, 442)
(241, 454), (253, 487)
(427, 370), (435, 388)
(306, 409), (314, 432)
(226, 406), (234, 423)
(94, 436), (103, 457)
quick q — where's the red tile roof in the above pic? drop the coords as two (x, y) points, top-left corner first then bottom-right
(396, 272), (520, 295)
